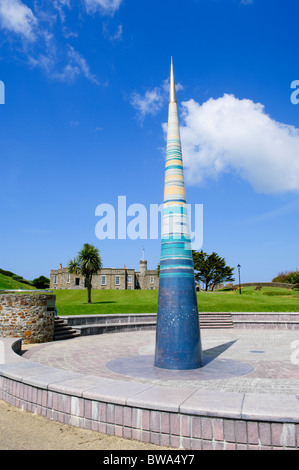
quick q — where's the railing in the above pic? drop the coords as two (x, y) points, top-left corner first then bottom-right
(0, 289), (53, 293)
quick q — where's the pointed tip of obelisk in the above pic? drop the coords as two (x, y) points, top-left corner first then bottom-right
(169, 57), (177, 103)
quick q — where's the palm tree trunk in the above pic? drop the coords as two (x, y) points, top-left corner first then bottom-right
(86, 277), (92, 304)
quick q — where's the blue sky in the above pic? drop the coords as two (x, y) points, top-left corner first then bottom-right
(1, 0), (299, 284)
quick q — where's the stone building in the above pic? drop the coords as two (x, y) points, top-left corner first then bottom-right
(50, 259), (158, 291)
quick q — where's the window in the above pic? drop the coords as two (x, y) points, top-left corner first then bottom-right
(67, 274), (70, 283)
(127, 275), (132, 284)
(75, 278), (80, 286)
(54, 275), (57, 285)
(115, 276), (120, 286)
(150, 276), (154, 284)
(127, 286), (131, 290)
(101, 275), (106, 286)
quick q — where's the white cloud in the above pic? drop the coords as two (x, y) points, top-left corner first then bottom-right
(179, 94), (299, 194)
(0, 2), (99, 86)
(52, 45), (99, 84)
(0, 0), (38, 41)
(131, 87), (164, 119)
(27, 38), (99, 85)
(131, 79), (184, 120)
(0, 1), (111, 85)
(103, 23), (123, 41)
(242, 199), (299, 225)
(53, 0), (71, 23)
(84, 0), (123, 15)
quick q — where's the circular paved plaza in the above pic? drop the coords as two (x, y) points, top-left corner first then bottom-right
(23, 328), (299, 395)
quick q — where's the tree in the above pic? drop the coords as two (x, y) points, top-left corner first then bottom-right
(192, 250), (235, 291)
(31, 276), (50, 289)
(68, 243), (102, 304)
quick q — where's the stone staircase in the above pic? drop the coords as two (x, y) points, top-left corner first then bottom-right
(54, 317), (81, 341)
(53, 312), (299, 340)
(53, 312), (234, 340)
(199, 312), (234, 329)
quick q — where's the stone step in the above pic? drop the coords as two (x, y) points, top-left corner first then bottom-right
(199, 312), (234, 329)
(54, 317), (81, 340)
(54, 312), (235, 340)
(74, 321), (157, 336)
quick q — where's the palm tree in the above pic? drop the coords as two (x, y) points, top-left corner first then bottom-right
(68, 243), (102, 304)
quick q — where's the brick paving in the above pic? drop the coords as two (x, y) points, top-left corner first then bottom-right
(23, 328), (299, 395)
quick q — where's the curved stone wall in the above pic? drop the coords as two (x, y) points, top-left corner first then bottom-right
(0, 293), (56, 344)
(0, 337), (298, 450)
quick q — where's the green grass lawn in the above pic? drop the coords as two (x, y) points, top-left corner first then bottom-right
(0, 273), (36, 291)
(53, 286), (299, 316)
(54, 289), (159, 315)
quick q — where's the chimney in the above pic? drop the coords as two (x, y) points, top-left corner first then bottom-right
(59, 263), (62, 270)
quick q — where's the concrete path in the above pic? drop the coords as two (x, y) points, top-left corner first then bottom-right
(0, 399), (169, 450)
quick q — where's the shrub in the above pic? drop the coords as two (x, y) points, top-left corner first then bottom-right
(0, 269), (16, 278)
(11, 274), (23, 281)
(272, 272), (290, 283)
(272, 270), (299, 284)
(263, 291), (292, 296)
(286, 271), (299, 284)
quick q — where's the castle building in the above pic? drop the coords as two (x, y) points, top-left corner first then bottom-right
(50, 259), (158, 291)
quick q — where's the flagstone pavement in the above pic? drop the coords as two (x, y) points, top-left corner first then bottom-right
(22, 328), (299, 396)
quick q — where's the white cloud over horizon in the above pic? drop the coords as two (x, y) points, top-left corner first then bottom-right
(179, 94), (299, 194)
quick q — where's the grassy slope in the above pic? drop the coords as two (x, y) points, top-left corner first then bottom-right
(0, 273), (36, 290)
(54, 286), (299, 316)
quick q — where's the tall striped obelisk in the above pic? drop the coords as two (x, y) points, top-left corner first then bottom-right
(154, 58), (203, 370)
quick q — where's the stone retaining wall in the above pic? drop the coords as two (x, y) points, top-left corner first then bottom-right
(231, 312), (299, 330)
(238, 282), (294, 289)
(0, 294), (56, 344)
(63, 312), (299, 332)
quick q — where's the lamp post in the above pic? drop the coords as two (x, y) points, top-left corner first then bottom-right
(237, 264), (241, 294)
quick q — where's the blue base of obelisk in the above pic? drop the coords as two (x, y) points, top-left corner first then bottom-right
(154, 276), (203, 370)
